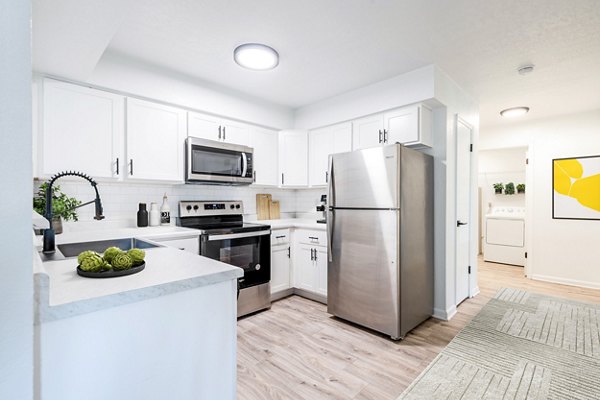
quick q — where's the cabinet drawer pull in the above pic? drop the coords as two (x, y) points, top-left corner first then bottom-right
(275, 235), (286, 239)
(178, 247), (185, 251)
(309, 236), (319, 240)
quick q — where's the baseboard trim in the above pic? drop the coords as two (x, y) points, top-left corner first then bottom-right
(270, 287), (327, 305)
(433, 305), (457, 321)
(270, 288), (294, 302)
(470, 286), (481, 298)
(529, 274), (600, 290)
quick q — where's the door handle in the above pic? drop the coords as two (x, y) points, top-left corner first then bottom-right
(378, 129), (382, 143)
(241, 152), (248, 178)
(457, 220), (468, 227)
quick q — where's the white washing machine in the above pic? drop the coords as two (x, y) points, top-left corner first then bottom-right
(484, 207), (526, 266)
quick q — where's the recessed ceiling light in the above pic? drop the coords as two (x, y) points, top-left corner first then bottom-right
(500, 107), (530, 118)
(233, 43), (279, 71)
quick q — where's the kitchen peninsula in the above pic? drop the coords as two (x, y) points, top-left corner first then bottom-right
(33, 226), (242, 400)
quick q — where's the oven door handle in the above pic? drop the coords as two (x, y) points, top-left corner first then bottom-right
(206, 230), (270, 241)
(241, 152), (248, 178)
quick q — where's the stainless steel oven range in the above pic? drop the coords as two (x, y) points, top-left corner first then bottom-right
(178, 200), (271, 317)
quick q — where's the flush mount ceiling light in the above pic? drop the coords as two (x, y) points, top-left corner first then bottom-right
(234, 43), (279, 71)
(500, 106), (530, 118)
(518, 64), (535, 75)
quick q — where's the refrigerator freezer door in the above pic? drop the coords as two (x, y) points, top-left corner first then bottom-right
(329, 145), (399, 209)
(327, 208), (401, 338)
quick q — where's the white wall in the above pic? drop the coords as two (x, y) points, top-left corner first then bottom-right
(0, 1), (33, 399)
(84, 52), (294, 129)
(293, 65), (435, 129)
(479, 147), (527, 210)
(482, 110), (600, 289)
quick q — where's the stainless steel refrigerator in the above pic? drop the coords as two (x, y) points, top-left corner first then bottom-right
(327, 144), (434, 340)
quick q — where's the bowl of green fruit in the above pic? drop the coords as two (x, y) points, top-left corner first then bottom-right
(77, 247), (146, 278)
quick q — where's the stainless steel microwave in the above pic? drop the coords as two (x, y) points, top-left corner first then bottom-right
(185, 137), (254, 185)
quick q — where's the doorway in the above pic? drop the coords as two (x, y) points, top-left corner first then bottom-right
(455, 116), (473, 304)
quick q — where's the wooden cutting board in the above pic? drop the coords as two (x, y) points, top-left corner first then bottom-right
(269, 201), (280, 220)
(256, 194), (272, 220)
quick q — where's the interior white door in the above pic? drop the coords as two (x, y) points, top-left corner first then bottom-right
(455, 116), (472, 304)
(250, 127), (278, 186)
(352, 114), (383, 150)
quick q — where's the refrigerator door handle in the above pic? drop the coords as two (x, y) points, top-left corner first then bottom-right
(327, 155), (335, 263)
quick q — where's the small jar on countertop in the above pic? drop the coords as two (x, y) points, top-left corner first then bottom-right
(149, 202), (160, 226)
(137, 203), (148, 227)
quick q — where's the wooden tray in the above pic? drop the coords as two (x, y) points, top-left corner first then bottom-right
(77, 262), (145, 278)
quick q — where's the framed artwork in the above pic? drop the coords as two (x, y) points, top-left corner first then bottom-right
(553, 155), (600, 220)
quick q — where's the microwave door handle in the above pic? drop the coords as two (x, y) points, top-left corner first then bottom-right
(241, 152), (248, 177)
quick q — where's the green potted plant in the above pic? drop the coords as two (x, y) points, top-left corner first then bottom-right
(493, 183), (504, 194)
(516, 183), (525, 194)
(504, 182), (515, 195)
(33, 182), (81, 234)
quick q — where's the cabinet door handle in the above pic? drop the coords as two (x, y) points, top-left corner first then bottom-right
(115, 157), (119, 176)
(384, 129), (388, 143)
(218, 126), (222, 140)
(253, 170), (256, 183)
(281, 173), (284, 185)
(314, 249), (318, 261)
(310, 248), (314, 261)
(325, 171), (328, 183)
(223, 126), (226, 141)
(287, 246), (290, 258)
(129, 159), (133, 176)
(378, 129), (382, 143)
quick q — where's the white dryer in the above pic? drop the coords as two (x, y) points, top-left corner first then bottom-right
(484, 207), (526, 266)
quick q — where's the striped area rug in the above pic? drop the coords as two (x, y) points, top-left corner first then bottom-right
(398, 288), (600, 399)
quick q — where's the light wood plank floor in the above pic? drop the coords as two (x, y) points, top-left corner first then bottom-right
(237, 258), (600, 400)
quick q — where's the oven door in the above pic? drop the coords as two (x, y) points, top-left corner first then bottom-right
(186, 137), (253, 184)
(200, 230), (270, 288)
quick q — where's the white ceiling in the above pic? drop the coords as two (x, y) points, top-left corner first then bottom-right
(32, 0), (600, 128)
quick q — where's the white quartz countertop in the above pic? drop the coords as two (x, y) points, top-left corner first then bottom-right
(258, 218), (327, 231)
(33, 225), (242, 323)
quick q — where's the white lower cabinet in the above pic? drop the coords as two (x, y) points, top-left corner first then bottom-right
(292, 229), (327, 299)
(270, 229), (291, 294)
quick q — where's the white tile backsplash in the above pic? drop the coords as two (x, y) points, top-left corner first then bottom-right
(35, 180), (326, 225)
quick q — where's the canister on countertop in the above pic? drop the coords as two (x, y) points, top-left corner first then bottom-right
(160, 193), (170, 226)
(137, 203), (148, 227)
(149, 202), (160, 226)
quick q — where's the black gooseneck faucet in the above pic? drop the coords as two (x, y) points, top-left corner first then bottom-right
(42, 171), (105, 254)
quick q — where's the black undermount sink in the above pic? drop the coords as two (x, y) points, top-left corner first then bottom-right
(39, 237), (160, 262)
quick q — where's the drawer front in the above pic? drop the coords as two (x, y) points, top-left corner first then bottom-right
(297, 230), (327, 246)
(271, 229), (290, 245)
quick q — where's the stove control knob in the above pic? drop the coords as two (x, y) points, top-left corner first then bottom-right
(230, 204), (235, 209)
(186, 205), (192, 211)
(193, 205), (199, 211)
(235, 204), (241, 209)
(255, 264), (261, 271)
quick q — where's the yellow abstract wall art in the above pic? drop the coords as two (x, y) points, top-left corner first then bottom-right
(553, 155), (600, 220)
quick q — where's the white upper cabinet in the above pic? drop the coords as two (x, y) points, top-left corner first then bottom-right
(352, 104), (432, 150)
(188, 111), (250, 146)
(41, 79), (124, 179)
(126, 98), (186, 182)
(279, 130), (308, 187)
(250, 127), (279, 186)
(309, 122), (352, 186)
(384, 104), (432, 149)
(352, 114), (384, 151)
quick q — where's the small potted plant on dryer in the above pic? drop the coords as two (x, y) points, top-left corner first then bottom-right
(516, 183), (525, 194)
(493, 183), (504, 194)
(504, 182), (515, 195)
